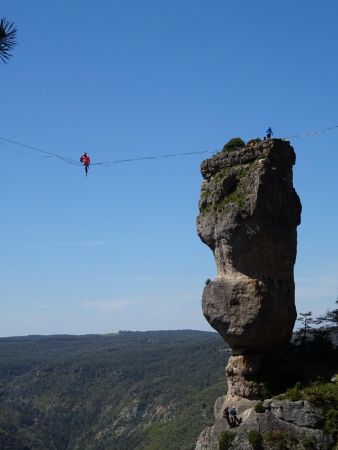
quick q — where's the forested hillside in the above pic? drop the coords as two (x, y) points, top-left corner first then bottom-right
(0, 330), (228, 450)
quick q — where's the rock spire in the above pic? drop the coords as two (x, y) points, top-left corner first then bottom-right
(197, 138), (301, 399)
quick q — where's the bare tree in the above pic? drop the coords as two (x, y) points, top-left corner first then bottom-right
(297, 311), (314, 346)
(0, 18), (17, 64)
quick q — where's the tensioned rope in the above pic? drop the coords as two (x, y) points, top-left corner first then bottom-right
(0, 135), (214, 166)
(0, 136), (81, 165)
(1, 123), (338, 168)
(283, 124), (338, 140)
(92, 149), (213, 166)
(0, 140), (51, 159)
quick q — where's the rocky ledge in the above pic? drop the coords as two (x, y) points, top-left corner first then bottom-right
(195, 396), (332, 450)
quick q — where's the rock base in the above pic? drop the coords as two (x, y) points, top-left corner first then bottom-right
(195, 396), (332, 450)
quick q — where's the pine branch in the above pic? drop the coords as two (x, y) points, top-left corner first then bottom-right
(0, 17), (18, 64)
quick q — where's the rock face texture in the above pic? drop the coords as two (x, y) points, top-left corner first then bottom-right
(195, 397), (332, 450)
(196, 139), (302, 399)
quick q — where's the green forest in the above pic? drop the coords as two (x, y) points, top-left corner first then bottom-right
(0, 330), (228, 450)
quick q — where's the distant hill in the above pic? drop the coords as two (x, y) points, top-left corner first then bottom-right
(0, 330), (229, 450)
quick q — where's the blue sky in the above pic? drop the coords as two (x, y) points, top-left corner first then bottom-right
(1, 0), (337, 336)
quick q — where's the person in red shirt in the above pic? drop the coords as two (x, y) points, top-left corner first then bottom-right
(80, 152), (91, 176)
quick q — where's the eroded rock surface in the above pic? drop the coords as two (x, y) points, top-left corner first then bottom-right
(196, 139), (301, 398)
(195, 396), (332, 450)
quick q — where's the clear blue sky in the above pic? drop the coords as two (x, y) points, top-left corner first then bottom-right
(1, 0), (337, 336)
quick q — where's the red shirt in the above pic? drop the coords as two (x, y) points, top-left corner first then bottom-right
(80, 154), (91, 166)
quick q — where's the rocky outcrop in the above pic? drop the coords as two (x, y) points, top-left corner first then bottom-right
(196, 139), (301, 399)
(195, 397), (332, 450)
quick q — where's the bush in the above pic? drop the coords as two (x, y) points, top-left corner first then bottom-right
(325, 408), (338, 441)
(304, 381), (338, 408)
(255, 402), (265, 413)
(259, 383), (272, 401)
(219, 430), (235, 450)
(222, 138), (245, 152)
(300, 435), (318, 450)
(248, 430), (263, 449)
(279, 382), (303, 401)
(264, 431), (298, 450)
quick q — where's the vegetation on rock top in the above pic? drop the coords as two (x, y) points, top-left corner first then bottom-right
(222, 137), (245, 152)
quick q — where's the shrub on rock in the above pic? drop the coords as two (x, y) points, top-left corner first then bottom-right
(248, 430), (263, 449)
(222, 137), (245, 152)
(219, 430), (235, 450)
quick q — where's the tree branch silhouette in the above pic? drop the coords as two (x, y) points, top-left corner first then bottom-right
(0, 18), (17, 64)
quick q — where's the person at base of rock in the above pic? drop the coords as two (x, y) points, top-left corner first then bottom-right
(80, 152), (91, 176)
(223, 406), (232, 427)
(229, 406), (241, 427)
(266, 127), (273, 139)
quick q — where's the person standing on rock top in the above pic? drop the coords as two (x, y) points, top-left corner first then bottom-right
(266, 127), (273, 139)
(80, 152), (91, 176)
